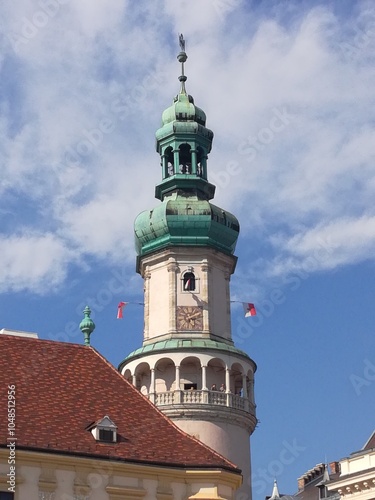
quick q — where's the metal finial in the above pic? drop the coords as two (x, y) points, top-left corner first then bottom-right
(79, 305), (95, 346)
(177, 34), (188, 94)
(179, 33), (186, 52)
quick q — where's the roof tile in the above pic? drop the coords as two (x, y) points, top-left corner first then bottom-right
(0, 334), (239, 472)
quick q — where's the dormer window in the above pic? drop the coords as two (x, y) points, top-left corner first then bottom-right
(90, 416), (117, 443)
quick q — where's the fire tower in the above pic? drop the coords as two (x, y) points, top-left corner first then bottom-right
(119, 37), (257, 499)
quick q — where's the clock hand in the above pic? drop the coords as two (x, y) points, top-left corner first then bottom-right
(187, 312), (202, 320)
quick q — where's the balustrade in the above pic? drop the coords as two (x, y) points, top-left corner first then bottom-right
(154, 390), (251, 412)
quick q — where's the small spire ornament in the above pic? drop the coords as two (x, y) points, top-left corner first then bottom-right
(79, 305), (95, 346)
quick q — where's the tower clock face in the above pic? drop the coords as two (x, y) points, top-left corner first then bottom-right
(177, 306), (203, 331)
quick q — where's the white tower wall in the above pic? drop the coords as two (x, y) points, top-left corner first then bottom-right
(175, 419), (251, 493)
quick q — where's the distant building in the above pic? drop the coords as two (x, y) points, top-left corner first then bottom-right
(265, 463), (340, 500)
(0, 328), (242, 499)
(327, 431), (375, 499)
(267, 431), (375, 500)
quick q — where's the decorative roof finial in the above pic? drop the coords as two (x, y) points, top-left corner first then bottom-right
(270, 479), (281, 499)
(179, 33), (185, 52)
(177, 33), (188, 94)
(79, 305), (95, 346)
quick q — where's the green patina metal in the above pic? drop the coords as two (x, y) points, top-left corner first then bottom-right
(79, 306), (95, 346)
(134, 193), (239, 256)
(159, 92), (207, 130)
(134, 38), (240, 261)
(119, 338), (254, 370)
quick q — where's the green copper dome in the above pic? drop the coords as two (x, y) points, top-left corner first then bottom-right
(134, 192), (239, 257)
(134, 37), (240, 264)
(161, 92), (206, 127)
(119, 338), (255, 371)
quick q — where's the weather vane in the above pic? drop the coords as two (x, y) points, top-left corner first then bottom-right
(179, 33), (186, 52)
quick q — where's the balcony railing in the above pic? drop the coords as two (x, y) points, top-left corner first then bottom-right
(154, 389), (254, 413)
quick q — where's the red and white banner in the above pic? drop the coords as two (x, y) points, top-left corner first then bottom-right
(243, 303), (256, 317)
(117, 302), (128, 319)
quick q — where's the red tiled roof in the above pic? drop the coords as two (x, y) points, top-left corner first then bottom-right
(0, 334), (239, 472)
(363, 430), (375, 450)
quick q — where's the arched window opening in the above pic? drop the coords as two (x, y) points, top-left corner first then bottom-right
(179, 144), (191, 174)
(165, 147), (174, 176)
(183, 272), (195, 291)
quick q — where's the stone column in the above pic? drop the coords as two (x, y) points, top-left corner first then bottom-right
(150, 368), (156, 404)
(224, 268), (232, 337)
(132, 374), (137, 387)
(201, 365), (207, 390)
(174, 364), (181, 404)
(173, 149), (180, 172)
(201, 260), (210, 334)
(175, 365), (181, 390)
(17, 466), (40, 500)
(242, 374), (248, 399)
(143, 269), (151, 340)
(225, 368), (231, 406)
(249, 377), (254, 404)
(167, 258), (178, 332)
(88, 472), (109, 500)
(191, 148), (197, 174)
(161, 154), (168, 178)
(55, 469), (76, 500)
(202, 154), (208, 178)
(201, 364), (209, 403)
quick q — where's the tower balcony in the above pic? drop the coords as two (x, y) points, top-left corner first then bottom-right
(153, 389), (257, 433)
(155, 388), (254, 412)
(119, 341), (257, 432)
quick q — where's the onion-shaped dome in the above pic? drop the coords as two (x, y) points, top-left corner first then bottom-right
(156, 92), (213, 145)
(161, 92), (206, 126)
(134, 193), (239, 257)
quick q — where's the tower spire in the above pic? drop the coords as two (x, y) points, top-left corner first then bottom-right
(122, 33), (257, 499)
(177, 34), (187, 94)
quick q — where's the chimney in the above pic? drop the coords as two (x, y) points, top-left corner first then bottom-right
(298, 477), (306, 490)
(329, 461), (340, 474)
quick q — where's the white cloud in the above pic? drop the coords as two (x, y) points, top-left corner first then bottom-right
(0, 1), (374, 294)
(0, 233), (73, 293)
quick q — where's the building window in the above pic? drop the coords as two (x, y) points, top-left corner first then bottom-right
(183, 272), (195, 291)
(89, 415), (117, 443)
(99, 428), (115, 442)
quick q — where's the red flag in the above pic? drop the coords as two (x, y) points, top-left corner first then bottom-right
(243, 303), (256, 317)
(117, 302), (127, 319)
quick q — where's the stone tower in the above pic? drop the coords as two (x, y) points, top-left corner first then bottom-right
(119, 37), (257, 499)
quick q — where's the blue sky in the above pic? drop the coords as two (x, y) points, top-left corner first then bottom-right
(1, 0), (375, 497)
